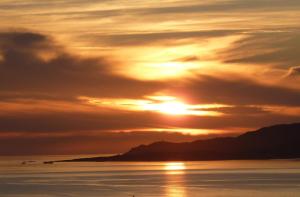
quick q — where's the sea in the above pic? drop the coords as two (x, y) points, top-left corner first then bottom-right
(1, 155), (300, 197)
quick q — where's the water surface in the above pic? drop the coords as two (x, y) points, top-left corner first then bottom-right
(1, 156), (300, 197)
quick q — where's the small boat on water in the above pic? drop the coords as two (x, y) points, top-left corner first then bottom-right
(21, 161), (36, 165)
(43, 161), (54, 164)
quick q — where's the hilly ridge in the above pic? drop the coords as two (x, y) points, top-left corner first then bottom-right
(59, 123), (300, 162)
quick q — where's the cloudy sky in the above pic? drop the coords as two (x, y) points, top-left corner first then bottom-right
(1, 0), (300, 155)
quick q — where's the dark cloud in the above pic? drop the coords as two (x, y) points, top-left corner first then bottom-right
(0, 31), (164, 100)
(0, 103), (299, 134)
(209, 105), (271, 116)
(174, 55), (200, 62)
(221, 31), (300, 67)
(0, 92), (76, 103)
(168, 75), (300, 106)
(0, 31), (48, 49)
(168, 113), (300, 132)
(0, 110), (163, 133)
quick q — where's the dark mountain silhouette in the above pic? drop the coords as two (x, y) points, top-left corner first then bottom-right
(58, 123), (300, 162)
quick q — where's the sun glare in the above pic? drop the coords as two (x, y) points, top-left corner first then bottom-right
(159, 101), (188, 115)
(79, 95), (226, 117)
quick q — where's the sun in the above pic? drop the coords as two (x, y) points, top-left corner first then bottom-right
(142, 95), (191, 115)
(142, 100), (190, 115)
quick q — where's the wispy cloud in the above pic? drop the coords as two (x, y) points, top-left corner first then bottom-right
(0, 31), (164, 100)
(221, 31), (300, 68)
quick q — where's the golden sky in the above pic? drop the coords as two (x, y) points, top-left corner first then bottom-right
(0, 0), (300, 155)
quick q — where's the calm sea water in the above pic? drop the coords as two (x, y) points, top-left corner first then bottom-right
(1, 155), (300, 197)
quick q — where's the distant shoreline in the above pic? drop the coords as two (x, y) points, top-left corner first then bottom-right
(51, 157), (300, 163)
(47, 123), (300, 164)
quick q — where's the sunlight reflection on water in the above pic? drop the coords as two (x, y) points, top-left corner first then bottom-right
(164, 162), (186, 172)
(164, 163), (187, 197)
(1, 157), (300, 197)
